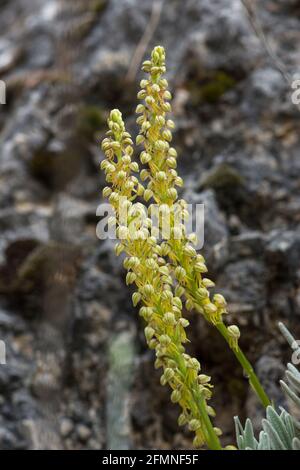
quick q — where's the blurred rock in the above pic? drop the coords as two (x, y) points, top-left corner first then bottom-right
(0, 0), (299, 451)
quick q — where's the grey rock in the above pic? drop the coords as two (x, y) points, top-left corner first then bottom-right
(217, 259), (268, 318)
(266, 230), (300, 276)
(76, 424), (92, 442)
(60, 418), (74, 438)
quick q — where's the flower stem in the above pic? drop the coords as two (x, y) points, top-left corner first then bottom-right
(216, 322), (271, 408)
(192, 388), (223, 450)
(176, 352), (222, 450)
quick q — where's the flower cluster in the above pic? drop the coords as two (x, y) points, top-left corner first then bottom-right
(101, 109), (222, 450)
(100, 46), (271, 449)
(136, 46), (237, 337)
(134, 47), (269, 409)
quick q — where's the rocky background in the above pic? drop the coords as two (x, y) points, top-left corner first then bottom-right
(0, 0), (299, 450)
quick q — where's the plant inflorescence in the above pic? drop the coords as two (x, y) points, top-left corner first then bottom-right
(100, 45), (299, 450)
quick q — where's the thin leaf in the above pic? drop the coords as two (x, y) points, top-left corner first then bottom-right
(257, 431), (271, 450)
(262, 418), (286, 450)
(244, 418), (257, 449)
(266, 407), (292, 449)
(281, 380), (300, 409)
(278, 322), (296, 348)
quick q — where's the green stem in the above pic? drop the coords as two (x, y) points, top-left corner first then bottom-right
(193, 388), (223, 450)
(216, 322), (271, 408)
(176, 353), (222, 450)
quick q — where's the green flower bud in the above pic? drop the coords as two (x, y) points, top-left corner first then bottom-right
(162, 102), (171, 112)
(213, 294), (227, 308)
(117, 170), (126, 181)
(163, 312), (176, 326)
(164, 368), (175, 381)
(175, 176), (183, 187)
(168, 147), (177, 158)
(139, 307), (153, 321)
(214, 427), (222, 437)
(175, 266), (186, 282)
(127, 257), (140, 269)
(177, 315), (188, 326)
(167, 119), (175, 129)
(126, 272), (137, 285)
(202, 278), (215, 288)
(178, 413), (188, 427)
(144, 326), (155, 342)
(159, 266), (170, 277)
(227, 325), (240, 351)
(136, 134), (145, 145)
(197, 288), (209, 299)
(155, 115), (165, 127)
(167, 188), (178, 200)
(141, 60), (151, 71)
(198, 374), (211, 384)
(162, 129), (172, 141)
(132, 292), (141, 306)
(171, 389), (181, 403)
(130, 162), (139, 172)
(166, 157), (177, 168)
(124, 179), (134, 190)
(148, 338), (158, 349)
(136, 104), (145, 114)
(140, 169), (150, 180)
(122, 155), (131, 165)
(204, 303), (218, 316)
(159, 334), (171, 346)
(156, 171), (167, 182)
(145, 95), (155, 106)
(125, 145), (134, 156)
(160, 243), (171, 256)
(155, 140), (167, 152)
(161, 290), (173, 302)
(102, 186), (112, 198)
(160, 375), (167, 386)
(189, 419), (201, 432)
(175, 285), (185, 297)
(140, 79), (149, 88)
(143, 284), (155, 296)
(183, 245), (196, 257)
(144, 189), (153, 202)
(151, 84), (160, 93)
(137, 90), (147, 100)
(206, 406), (216, 417)
(100, 159), (109, 170)
(163, 91), (172, 100)
(194, 262), (208, 273)
(188, 358), (201, 371)
(193, 435), (204, 448)
(154, 358), (163, 369)
(173, 297), (182, 309)
(141, 121), (151, 133)
(159, 78), (168, 88)
(110, 109), (122, 123)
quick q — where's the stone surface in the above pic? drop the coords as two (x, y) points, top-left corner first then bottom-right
(0, 0), (299, 450)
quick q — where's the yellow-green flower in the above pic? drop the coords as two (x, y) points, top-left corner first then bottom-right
(101, 109), (222, 450)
